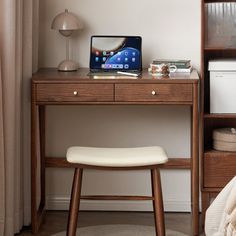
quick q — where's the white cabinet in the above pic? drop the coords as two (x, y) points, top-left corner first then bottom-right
(209, 60), (236, 113)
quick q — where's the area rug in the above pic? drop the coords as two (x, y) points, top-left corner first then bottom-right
(52, 224), (188, 236)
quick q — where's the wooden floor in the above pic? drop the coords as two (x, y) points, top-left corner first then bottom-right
(18, 211), (202, 235)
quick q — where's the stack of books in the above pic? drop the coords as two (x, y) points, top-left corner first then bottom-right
(151, 59), (192, 73)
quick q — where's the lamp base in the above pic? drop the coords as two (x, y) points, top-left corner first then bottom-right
(58, 60), (78, 71)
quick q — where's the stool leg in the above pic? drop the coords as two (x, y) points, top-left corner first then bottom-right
(67, 168), (83, 236)
(151, 168), (165, 236)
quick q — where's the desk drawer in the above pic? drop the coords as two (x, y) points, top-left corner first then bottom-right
(115, 84), (192, 102)
(36, 84), (114, 102)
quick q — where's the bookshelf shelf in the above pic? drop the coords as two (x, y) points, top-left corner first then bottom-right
(201, 0), (236, 223)
(204, 149), (236, 155)
(204, 113), (236, 119)
(204, 47), (236, 51)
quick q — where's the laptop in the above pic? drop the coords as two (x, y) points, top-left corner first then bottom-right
(89, 35), (142, 77)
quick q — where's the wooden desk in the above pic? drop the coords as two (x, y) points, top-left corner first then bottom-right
(31, 68), (200, 235)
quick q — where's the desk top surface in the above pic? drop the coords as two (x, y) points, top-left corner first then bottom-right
(32, 68), (199, 84)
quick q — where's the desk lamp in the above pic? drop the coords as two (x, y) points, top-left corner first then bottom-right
(51, 9), (83, 71)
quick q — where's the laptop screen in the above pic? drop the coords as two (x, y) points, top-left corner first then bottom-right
(90, 36), (142, 71)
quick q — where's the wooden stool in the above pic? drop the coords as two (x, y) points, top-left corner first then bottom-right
(66, 146), (168, 236)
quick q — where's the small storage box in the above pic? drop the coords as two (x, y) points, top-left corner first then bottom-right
(209, 60), (236, 113)
(213, 128), (236, 152)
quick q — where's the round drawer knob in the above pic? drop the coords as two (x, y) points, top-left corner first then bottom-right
(151, 90), (156, 96)
(73, 91), (78, 96)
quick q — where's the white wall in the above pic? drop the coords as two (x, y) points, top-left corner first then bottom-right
(39, 0), (201, 212)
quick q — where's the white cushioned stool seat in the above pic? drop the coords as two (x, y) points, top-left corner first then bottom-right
(66, 146), (168, 167)
(66, 146), (168, 235)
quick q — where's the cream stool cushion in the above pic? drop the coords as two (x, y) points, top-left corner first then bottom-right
(66, 146), (168, 167)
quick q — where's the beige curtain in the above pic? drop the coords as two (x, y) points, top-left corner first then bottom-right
(0, 0), (39, 235)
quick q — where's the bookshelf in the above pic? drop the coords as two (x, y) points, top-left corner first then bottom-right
(201, 0), (236, 222)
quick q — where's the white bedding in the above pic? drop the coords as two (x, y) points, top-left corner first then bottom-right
(205, 176), (236, 236)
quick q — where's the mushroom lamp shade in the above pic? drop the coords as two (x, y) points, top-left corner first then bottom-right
(51, 9), (83, 71)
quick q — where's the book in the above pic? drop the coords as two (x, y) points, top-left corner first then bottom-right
(152, 59), (191, 68)
(174, 66), (192, 73)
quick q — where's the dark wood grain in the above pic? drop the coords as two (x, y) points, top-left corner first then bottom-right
(36, 101), (193, 106)
(32, 68), (199, 84)
(31, 68), (199, 235)
(31, 82), (38, 234)
(45, 157), (191, 170)
(151, 168), (165, 236)
(115, 84), (192, 102)
(66, 167), (165, 235)
(204, 150), (236, 188)
(80, 195), (154, 201)
(39, 106), (46, 208)
(204, 47), (236, 51)
(37, 83), (114, 102)
(192, 83), (199, 235)
(67, 168), (83, 236)
(201, 0), (236, 222)
(204, 113), (236, 119)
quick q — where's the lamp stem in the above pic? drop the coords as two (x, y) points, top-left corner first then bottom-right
(66, 37), (70, 61)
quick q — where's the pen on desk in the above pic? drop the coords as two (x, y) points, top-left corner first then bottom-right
(93, 75), (116, 79)
(116, 71), (139, 77)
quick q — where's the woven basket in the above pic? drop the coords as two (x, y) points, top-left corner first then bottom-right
(213, 128), (236, 152)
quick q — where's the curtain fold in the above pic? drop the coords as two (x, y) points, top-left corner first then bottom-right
(0, 0), (39, 235)
(0, 56), (6, 236)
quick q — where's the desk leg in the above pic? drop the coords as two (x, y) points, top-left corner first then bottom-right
(39, 106), (46, 208)
(192, 83), (199, 235)
(31, 86), (46, 234)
